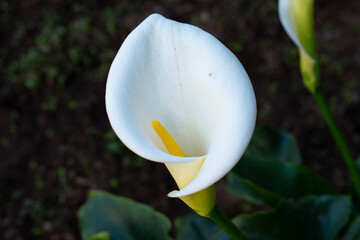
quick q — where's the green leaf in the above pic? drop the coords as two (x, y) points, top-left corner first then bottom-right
(78, 190), (171, 240)
(89, 231), (110, 240)
(227, 156), (333, 205)
(212, 195), (351, 240)
(245, 126), (301, 163)
(175, 214), (219, 240)
(343, 216), (360, 240)
(227, 173), (282, 206)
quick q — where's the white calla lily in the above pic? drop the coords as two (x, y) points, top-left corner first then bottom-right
(105, 14), (256, 201)
(278, 0), (316, 60)
(279, 0), (320, 93)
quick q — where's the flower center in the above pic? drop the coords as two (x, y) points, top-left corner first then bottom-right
(152, 120), (186, 157)
(152, 120), (204, 189)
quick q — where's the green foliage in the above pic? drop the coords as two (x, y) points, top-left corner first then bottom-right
(78, 190), (171, 240)
(5, 3), (120, 93)
(213, 196), (351, 240)
(175, 214), (219, 240)
(244, 126), (302, 163)
(109, 177), (120, 189)
(41, 98), (58, 112)
(70, 17), (91, 36)
(343, 216), (360, 240)
(78, 193), (353, 240)
(228, 156), (333, 206)
(228, 126), (332, 205)
(100, 8), (117, 36)
(36, 11), (66, 53)
(89, 231), (110, 240)
(67, 100), (79, 110)
(227, 40), (243, 53)
(8, 48), (45, 89)
(104, 131), (125, 154)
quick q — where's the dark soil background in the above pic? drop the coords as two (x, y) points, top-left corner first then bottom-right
(1, 0), (359, 239)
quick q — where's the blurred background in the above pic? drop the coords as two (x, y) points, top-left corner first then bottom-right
(0, 0), (359, 239)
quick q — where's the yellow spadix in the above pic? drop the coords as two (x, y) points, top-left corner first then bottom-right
(152, 120), (216, 217)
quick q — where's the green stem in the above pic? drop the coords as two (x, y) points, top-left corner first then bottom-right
(313, 89), (360, 199)
(207, 205), (249, 240)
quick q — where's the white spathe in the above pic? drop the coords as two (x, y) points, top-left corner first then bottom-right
(278, 0), (314, 61)
(106, 14), (256, 198)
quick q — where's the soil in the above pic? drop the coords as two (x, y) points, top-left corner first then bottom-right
(1, 0), (359, 239)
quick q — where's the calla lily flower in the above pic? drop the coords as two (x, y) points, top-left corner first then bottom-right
(278, 0), (316, 60)
(105, 14), (256, 214)
(279, 0), (320, 93)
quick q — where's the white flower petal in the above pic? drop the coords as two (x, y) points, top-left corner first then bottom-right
(106, 14), (256, 197)
(278, 0), (313, 60)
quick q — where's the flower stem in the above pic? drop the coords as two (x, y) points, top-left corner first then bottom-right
(313, 89), (360, 199)
(207, 205), (249, 240)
